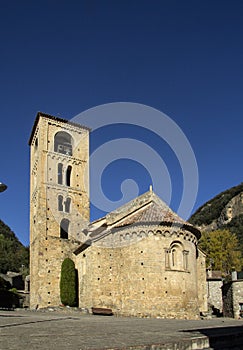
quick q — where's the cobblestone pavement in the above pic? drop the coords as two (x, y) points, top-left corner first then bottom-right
(1, 309), (243, 350)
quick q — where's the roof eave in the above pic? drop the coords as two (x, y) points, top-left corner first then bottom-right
(28, 111), (91, 146)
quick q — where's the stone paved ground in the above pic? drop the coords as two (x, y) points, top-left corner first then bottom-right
(1, 309), (243, 350)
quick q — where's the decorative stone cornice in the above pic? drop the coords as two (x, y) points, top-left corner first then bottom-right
(30, 126), (39, 146)
(46, 119), (89, 135)
(76, 223), (199, 253)
(46, 151), (87, 165)
(45, 183), (86, 195)
(116, 225), (198, 244)
(31, 188), (38, 202)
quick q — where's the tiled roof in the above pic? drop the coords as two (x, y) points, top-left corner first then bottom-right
(113, 201), (185, 227)
(82, 190), (200, 244)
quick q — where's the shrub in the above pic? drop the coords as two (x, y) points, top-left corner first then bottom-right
(60, 258), (77, 307)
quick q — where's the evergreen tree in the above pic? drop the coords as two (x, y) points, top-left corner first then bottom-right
(60, 258), (77, 307)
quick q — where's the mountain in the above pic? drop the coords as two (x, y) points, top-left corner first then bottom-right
(0, 219), (29, 274)
(189, 182), (243, 247)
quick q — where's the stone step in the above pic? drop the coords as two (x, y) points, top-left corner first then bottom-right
(124, 331), (243, 350)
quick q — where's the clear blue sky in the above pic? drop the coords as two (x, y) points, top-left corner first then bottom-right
(0, 0), (243, 246)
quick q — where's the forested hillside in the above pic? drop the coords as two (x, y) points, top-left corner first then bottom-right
(189, 183), (243, 272)
(0, 219), (29, 274)
(189, 183), (243, 227)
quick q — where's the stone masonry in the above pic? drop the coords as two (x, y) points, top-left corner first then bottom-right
(74, 190), (207, 319)
(29, 113), (90, 308)
(222, 278), (243, 318)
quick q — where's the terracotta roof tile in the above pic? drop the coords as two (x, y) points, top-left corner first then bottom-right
(82, 190), (200, 244)
(113, 201), (185, 227)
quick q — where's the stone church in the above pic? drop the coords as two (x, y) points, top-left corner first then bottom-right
(29, 112), (207, 319)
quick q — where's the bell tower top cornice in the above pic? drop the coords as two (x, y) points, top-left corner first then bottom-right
(28, 111), (91, 146)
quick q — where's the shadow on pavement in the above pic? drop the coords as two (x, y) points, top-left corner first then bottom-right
(182, 325), (243, 349)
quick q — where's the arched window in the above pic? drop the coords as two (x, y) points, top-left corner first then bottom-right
(54, 132), (73, 156)
(172, 248), (177, 267)
(58, 195), (63, 211)
(60, 218), (69, 239)
(183, 250), (189, 270)
(66, 165), (72, 187)
(170, 243), (183, 270)
(65, 197), (71, 213)
(167, 241), (187, 271)
(165, 249), (170, 268)
(58, 163), (63, 185)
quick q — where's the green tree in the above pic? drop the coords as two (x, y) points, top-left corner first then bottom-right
(0, 220), (29, 274)
(60, 258), (77, 307)
(199, 229), (242, 275)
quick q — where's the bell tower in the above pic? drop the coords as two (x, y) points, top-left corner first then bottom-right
(29, 112), (90, 309)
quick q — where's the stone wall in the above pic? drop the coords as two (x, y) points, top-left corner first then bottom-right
(222, 282), (234, 318)
(197, 250), (208, 314)
(30, 235), (80, 308)
(222, 280), (243, 318)
(77, 225), (203, 319)
(207, 279), (223, 312)
(232, 280), (243, 318)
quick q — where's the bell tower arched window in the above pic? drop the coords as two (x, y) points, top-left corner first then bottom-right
(58, 163), (63, 185)
(65, 198), (71, 213)
(66, 165), (72, 187)
(60, 218), (69, 239)
(54, 132), (73, 156)
(58, 195), (63, 211)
